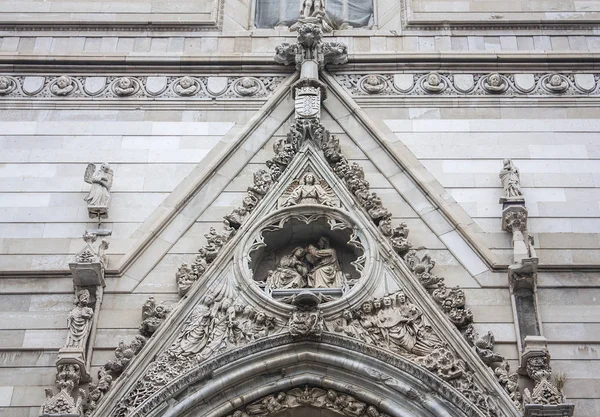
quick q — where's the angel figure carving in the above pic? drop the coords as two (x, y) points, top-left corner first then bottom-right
(84, 163), (113, 218)
(280, 173), (337, 207)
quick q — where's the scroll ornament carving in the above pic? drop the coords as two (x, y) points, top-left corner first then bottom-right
(40, 364), (85, 417)
(319, 133), (518, 411)
(337, 72), (599, 97)
(225, 386), (390, 417)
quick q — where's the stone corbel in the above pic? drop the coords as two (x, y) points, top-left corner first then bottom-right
(520, 336), (574, 417)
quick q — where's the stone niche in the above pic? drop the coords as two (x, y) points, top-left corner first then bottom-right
(246, 211), (365, 303)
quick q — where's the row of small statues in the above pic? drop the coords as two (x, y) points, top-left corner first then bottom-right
(265, 237), (345, 290)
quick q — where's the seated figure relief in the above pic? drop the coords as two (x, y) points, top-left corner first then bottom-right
(266, 237), (346, 291)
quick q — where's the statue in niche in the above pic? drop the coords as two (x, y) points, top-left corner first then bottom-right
(280, 173), (337, 207)
(306, 237), (344, 288)
(84, 162), (113, 218)
(65, 289), (94, 350)
(266, 247), (309, 290)
(499, 158), (524, 200)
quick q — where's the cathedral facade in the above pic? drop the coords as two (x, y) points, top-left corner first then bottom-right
(0, 1), (599, 416)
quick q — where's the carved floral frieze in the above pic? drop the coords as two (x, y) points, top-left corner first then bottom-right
(336, 72), (600, 97)
(0, 75), (285, 99)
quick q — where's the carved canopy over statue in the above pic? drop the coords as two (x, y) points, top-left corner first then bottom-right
(266, 237), (345, 290)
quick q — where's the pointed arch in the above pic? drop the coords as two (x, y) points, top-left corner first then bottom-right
(113, 334), (492, 417)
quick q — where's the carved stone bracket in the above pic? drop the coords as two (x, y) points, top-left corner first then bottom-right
(520, 336), (573, 416)
(69, 231), (109, 288)
(39, 364), (85, 417)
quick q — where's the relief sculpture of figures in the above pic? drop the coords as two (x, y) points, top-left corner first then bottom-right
(300, 0), (325, 19)
(280, 173), (337, 207)
(266, 247), (309, 290)
(84, 162), (114, 219)
(330, 290), (443, 356)
(266, 237), (345, 290)
(499, 158), (524, 200)
(65, 289), (94, 350)
(306, 237), (344, 288)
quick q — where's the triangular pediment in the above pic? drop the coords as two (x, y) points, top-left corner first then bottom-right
(87, 73), (523, 417)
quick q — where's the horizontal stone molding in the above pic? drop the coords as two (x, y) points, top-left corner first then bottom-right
(0, 74), (285, 100)
(334, 72), (600, 98)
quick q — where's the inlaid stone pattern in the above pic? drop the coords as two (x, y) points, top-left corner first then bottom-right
(335, 72), (600, 96)
(0, 75), (285, 99)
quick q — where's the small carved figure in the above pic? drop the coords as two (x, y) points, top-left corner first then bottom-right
(545, 73), (568, 93)
(224, 206), (249, 230)
(114, 77), (136, 96)
(322, 134), (342, 162)
(483, 73), (506, 93)
(362, 75), (386, 94)
(248, 169), (274, 197)
(51, 75), (75, 96)
(281, 173), (336, 207)
(169, 294), (215, 357)
(423, 72), (444, 93)
(105, 335), (146, 374)
(246, 392), (287, 415)
(306, 237), (344, 288)
(266, 247), (309, 290)
(139, 297), (171, 337)
(174, 76), (198, 96)
(65, 289), (94, 350)
(84, 162), (113, 218)
(236, 77), (260, 96)
(0, 76), (14, 95)
(300, 0), (325, 18)
(499, 158), (524, 200)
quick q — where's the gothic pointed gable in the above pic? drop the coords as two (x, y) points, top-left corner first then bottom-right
(79, 22), (532, 417)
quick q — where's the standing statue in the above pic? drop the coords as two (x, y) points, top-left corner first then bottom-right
(499, 158), (524, 200)
(306, 237), (344, 288)
(65, 289), (94, 350)
(281, 173), (336, 207)
(84, 162), (114, 218)
(266, 247), (309, 290)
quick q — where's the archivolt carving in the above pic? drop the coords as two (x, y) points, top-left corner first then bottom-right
(0, 75), (285, 99)
(336, 72), (600, 97)
(225, 386), (389, 417)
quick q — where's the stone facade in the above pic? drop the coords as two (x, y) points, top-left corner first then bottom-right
(0, 0), (599, 416)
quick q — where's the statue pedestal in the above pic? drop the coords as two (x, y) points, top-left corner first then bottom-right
(56, 347), (90, 381)
(69, 261), (105, 287)
(501, 203), (528, 232)
(86, 204), (108, 219)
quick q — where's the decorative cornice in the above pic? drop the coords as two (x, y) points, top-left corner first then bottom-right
(0, 74), (285, 100)
(334, 72), (600, 98)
